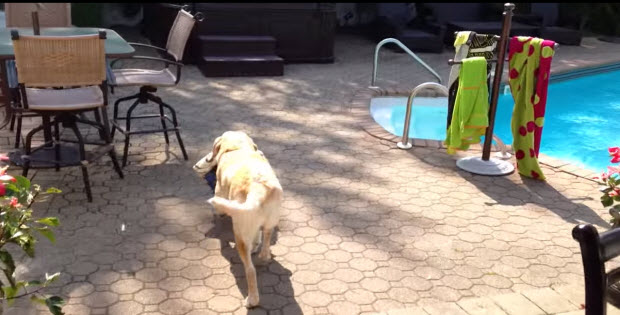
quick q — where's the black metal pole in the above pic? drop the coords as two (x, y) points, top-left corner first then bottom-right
(481, 3), (514, 161)
(32, 11), (40, 35)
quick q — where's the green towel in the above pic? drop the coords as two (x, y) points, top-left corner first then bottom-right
(445, 56), (489, 154)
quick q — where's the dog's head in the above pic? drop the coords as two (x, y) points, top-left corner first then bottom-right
(193, 131), (259, 175)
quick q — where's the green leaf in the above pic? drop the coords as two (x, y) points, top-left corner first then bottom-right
(35, 227), (55, 244)
(30, 295), (47, 305)
(44, 272), (60, 286)
(2, 286), (17, 306)
(0, 250), (16, 274)
(14, 175), (30, 190)
(44, 296), (65, 315)
(603, 194), (614, 207)
(27, 280), (42, 287)
(36, 217), (60, 227)
(45, 187), (62, 194)
(3, 183), (19, 196)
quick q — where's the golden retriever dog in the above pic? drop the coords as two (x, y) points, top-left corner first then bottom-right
(193, 131), (282, 308)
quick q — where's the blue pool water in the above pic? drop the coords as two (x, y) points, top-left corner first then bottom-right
(370, 69), (620, 172)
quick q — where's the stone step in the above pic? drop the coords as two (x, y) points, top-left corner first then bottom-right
(198, 35), (277, 57)
(198, 55), (284, 77)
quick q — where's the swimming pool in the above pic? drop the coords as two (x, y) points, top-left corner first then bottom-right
(370, 68), (620, 172)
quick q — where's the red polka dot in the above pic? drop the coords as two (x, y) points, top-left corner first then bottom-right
(529, 148), (535, 157)
(528, 45), (535, 56)
(531, 171), (540, 179)
(510, 69), (519, 79)
(527, 121), (536, 132)
(519, 126), (527, 136)
(516, 150), (525, 160)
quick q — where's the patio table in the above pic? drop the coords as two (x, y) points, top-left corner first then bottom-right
(0, 27), (135, 128)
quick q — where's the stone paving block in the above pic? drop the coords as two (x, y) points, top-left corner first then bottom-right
(522, 288), (576, 314)
(552, 284), (585, 308)
(490, 293), (545, 315)
(423, 302), (469, 315)
(457, 297), (508, 315)
(387, 307), (429, 315)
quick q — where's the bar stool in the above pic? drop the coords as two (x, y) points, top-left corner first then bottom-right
(109, 7), (202, 166)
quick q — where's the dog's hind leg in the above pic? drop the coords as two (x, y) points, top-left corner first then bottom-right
(252, 229), (262, 254)
(257, 227), (273, 263)
(236, 236), (260, 308)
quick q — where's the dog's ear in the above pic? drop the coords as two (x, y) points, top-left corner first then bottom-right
(207, 136), (222, 163)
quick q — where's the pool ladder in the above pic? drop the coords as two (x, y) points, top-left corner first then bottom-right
(371, 38), (511, 159)
(396, 82), (511, 159)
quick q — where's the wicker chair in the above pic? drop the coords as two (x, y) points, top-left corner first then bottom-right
(5, 3), (73, 149)
(109, 8), (199, 166)
(10, 30), (124, 202)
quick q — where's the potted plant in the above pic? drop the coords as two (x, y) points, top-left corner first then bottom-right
(0, 157), (64, 314)
(595, 147), (620, 228)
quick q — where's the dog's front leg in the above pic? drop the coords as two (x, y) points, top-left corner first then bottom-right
(235, 235), (260, 308)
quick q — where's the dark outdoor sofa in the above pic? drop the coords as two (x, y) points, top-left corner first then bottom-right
(369, 3), (446, 53)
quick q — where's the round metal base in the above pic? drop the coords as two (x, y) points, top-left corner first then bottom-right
(456, 156), (514, 176)
(397, 141), (412, 150)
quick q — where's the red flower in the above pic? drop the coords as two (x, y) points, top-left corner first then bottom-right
(610, 190), (619, 197)
(610, 147), (620, 163)
(0, 184), (5, 196)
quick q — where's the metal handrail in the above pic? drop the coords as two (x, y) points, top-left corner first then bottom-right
(371, 38), (443, 87)
(397, 82), (449, 149)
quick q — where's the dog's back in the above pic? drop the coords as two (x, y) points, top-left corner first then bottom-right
(209, 148), (282, 229)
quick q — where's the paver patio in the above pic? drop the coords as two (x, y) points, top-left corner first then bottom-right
(3, 31), (620, 314)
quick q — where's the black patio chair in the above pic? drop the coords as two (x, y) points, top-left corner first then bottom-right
(109, 7), (203, 166)
(573, 224), (620, 314)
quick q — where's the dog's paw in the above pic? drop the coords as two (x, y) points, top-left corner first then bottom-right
(256, 252), (272, 265)
(206, 198), (215, 205)
(244, 295), (260, 308)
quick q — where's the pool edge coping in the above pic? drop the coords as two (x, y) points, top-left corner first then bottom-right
(350, 86), (600, 183)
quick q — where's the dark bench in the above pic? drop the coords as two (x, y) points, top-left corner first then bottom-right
(573, 224), (620, 314)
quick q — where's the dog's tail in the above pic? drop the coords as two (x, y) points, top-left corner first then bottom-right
(208, 182), (281, 217)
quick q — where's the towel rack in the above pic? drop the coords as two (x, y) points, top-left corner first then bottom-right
(449, 2), (519, 176)
(447, 43), (559, 65)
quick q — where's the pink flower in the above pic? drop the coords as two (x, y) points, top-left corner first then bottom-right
(595, 171), (610, 182)
(609, 166), (620, 175)
(0, 184), (5, 196)
(0, 155), (8, 161)
(610, 190), (619, 197)
(9, 197), (18, 208)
